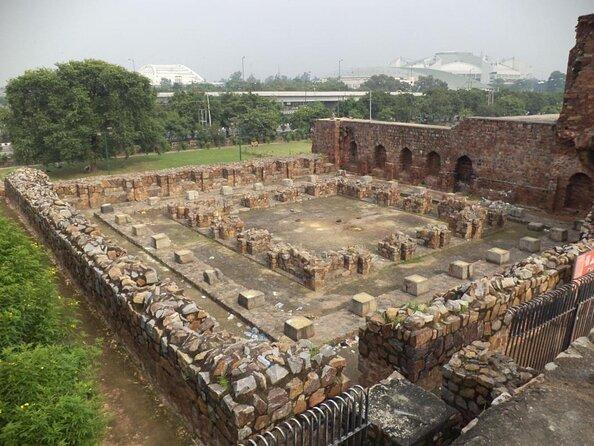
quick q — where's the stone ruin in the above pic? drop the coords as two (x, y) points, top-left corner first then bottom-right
(437, 196), (507, 240)
(167, 199), (230, 228)
(336, 177), (373, 200)
(210, 215), (245, 240)
(236, 228), (273, 255)
(378, 231), (417, 262)
(304, 178), (338, 197)
(274, 186), (301, 203)
(416, 224), (452, 249)
(373, 182), (401, 207)
(241, 192), (270, 209)
(442, 341), (537, 421)
(400, 190), (432, 214)
(266, 243), (371, 290)
(4, 168), (351, 444)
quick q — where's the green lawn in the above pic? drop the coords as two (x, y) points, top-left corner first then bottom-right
(0, 140), (312, 181)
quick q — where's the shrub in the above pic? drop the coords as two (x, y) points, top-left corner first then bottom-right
(0, 216), (68, 349)
(0, 344), (107, 445)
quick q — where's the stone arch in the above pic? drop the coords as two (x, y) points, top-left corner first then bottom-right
(400, 148), (413, 172)
(454, 155), (474, 192)
(426, 151), (441, 176)
(374, 144), (387, 169)
(564, 172), (592, 210)
(349, 140), (358, 162)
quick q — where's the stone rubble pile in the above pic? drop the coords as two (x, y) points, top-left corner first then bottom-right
(210, 215), (245, 240)
(377, 232), (417, 262)
(442, 341), (537, 421)
(304, 178), (338, 197)
(274, 186), (301, 203)
(5, 168), (349, 445)
(167, 200), (231, 228)
(336, 177), (373, 200)
(416, 224), (452, 249)
(236, 228), (273, 255)
(373, 183), (401, 207)
(400, 190), (432, 214)
(241, 192), (270, 209)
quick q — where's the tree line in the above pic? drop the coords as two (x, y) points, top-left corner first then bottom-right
(0, 60), (565, 168)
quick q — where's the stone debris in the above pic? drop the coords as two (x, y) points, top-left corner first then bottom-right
(210, 215), (245, 240)
(236, 228), (273, 255)
(400, 190), (432, 214)
(377, 231), (416, 262)
(241, 192), (270, 209)
(416, 224), (451, 249)
(442, 341), (537, 421)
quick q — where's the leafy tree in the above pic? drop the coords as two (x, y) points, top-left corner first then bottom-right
(6, 60), (164, 167)
(236, 107), (281, 143)
(289, 102), (331, 136)
(493, 95), (527, 116)
(414, 75), (448, 92)
(0, 107), (9, 143)
(316, 77), (349, 91)
(360, 74), (410, 92)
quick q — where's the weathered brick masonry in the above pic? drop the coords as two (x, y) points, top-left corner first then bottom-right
(312, 14), (594, 213)
(5, 169), (349, 445)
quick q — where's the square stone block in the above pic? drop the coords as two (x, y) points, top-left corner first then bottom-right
(147, 196), (159, 206)
(151, 233), (171, 249)
(100, 203), (114, 214)
(486, 248), (510, 265)
(350, 293), (377, 316)
(284, 316), (314, 340)
(281, 178), (294, 187)
(185, 190), (199, 200)
(360, 175), (373, 184)
(238, 289), (265, 309)
(527, 222), (545, 232)
(203, 269), (219, 285)
(549, 227), (568, 242)
(174, 249), (194, 264)
(449, 260), (473, 279)
(114, 213), (130, 224)
(404, 274), (429, 296)
(508, 207), (525, 219)
(307, 175), (317, 183)
(574, 219), (585, 230)
(221, 186), (233, 196)
(519, 236), (541, 253)
(253, 182), (264, 191)
(131, 224), (148, 236)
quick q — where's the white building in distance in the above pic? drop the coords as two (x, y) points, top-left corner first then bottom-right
(138, 64), (205, 86)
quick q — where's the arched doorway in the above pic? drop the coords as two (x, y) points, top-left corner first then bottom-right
(400, 148), (412, 172)
(349, 141), (358, 162)
(565, 173), (592, 210)
(454, 155), (474, 192)
(426, 151), (441, 176)
(374, 145), (387, 169)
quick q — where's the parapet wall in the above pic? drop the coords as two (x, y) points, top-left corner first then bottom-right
(5, 168), (349, 445)
(54, 155), (333, 209)
(358, 227), (594, 388)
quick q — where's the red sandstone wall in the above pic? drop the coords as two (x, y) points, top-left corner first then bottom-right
(557, 13), (594, 152)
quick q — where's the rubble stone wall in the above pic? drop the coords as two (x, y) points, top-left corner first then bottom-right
(54, 156), (333, 209)
(312, 115), (587, 212)
(5, 169), (349, 445)
(358, 234), (594, 389)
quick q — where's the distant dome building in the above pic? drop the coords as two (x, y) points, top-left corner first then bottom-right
(138, 64), (205, 86)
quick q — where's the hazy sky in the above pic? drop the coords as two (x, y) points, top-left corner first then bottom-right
(0, 0), (592, 86)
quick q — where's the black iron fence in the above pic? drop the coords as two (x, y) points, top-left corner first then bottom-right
(243, 385), (369, 446)
(505, 272), (594, 370)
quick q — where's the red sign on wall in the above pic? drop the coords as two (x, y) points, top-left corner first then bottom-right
(573, 249), (594, 279)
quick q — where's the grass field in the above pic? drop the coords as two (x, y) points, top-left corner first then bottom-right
(0, 140), (312, 181)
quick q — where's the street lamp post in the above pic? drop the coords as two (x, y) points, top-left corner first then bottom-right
(128, 58), (136, 72)
(242, 56), (246, 81)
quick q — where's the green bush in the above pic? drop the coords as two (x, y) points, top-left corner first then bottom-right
(0, 216), (68, 349)
(0, 344), (106, 445)
(0, 213), (107, 445)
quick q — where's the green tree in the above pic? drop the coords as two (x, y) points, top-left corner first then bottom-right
(316, 77), (349, 91)
(236, 108), (281, 143)
(493, 94), (527, 116)
(0, 107), (9, 143)
(360, 74), (410, 92)
(414, 75), (448, 92)
(6, 60), (164, 167)
(289, 102), (331, 136)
